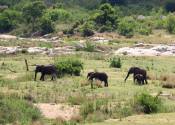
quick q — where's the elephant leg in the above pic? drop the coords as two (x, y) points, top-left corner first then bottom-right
(144, 76), (148, 84)
(104, 80), (108, 87)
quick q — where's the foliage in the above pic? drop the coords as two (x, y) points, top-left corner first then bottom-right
(0, 98), (42, 124)
(139, 27), (153, 36)
(53, 3), (65, 9)
(22, 1), (47, 29)
(134, 92), (169, 114)
(165, 1), (175, 13)
(110, 56), (122, 68)
(21, 49), (28, 53)
(0, 5), (8, 13)
(40, 16), (55, 35)
(0, 10), (22, 33)
(118, 18), (135, 38)
(44, 9), (73, 24)
(0, 14), (10, 33)
(54, 57), (83, 77)
(12, 0), (31, 11)
(164, 12), (175, 34)
(80, 100), (94, 119)
(85, 42), (95, 52)
(90, 3), (119, 29)
(79, 22), (94, 37)
(101, 0), (128, 6)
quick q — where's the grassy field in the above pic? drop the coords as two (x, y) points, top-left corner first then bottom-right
(1, 29), (175, 124)
(1, 50), (175, 124)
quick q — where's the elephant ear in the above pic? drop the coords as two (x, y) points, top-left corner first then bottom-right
(41, 65), (44, 73)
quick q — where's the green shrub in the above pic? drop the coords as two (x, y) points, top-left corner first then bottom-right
(85, 42), (94, 52)
(40, 16), (55, 35)
(21, 49), (28, 53)
(139, 27), (153, 36)
(80, 22), (94, 37)
(164, 12), (175, 34)
(45, 9), (73, 24)
(54, 57), (83, 77)
(72, 21), (80, 29)
(135, 92), (169, 114)
(0, 98), (42, 124)
(110, 56), (122, 68)
(118, 17), (137, 38)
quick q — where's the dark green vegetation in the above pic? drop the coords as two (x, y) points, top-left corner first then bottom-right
(1, 0), (175, 38)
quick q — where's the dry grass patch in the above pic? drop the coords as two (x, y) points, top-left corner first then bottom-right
(81, 80), (90, 87)
(70, 114), (83, 123)
(94, 80), (103, 88)
(146, 73), (155, 79)
(52, 116), (66, 125)
(160, 74), (169, 81)
(162, 76), (175, 88)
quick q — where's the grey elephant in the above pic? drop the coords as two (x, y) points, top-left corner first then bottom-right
(87, 72), (94, 78)
(134, 74), (144, 85)
(125, 66), (148, 84)
(89, 72), (108, 87)
(34, 64), (57, 81)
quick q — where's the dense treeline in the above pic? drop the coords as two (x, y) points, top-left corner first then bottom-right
(0, 0), (175, 37)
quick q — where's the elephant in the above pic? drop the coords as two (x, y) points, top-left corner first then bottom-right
(124, 66), (148, 84)
(34, 64), (57, 81)
(89, 72), (108, 87)
(87, 72), (94, 78)
(134, 74), (144, 85)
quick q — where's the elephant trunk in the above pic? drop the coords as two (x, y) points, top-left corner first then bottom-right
(125, 73), (130, 82)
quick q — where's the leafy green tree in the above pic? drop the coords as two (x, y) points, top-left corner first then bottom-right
(90, 3), (119, 29)
(40, 16), (55, 34)
(22, 1), (47, 29)
(44, 9), (73, 24)
(0, 14), (10, 33)
(53, 3), (65, 9)
(118, 17), (137, 38)
(80, 22), (94, 37)
(164, 12), (175, 34)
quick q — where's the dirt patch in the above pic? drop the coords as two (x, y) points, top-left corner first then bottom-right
(5, 75), (18, 79)
(164, 35), (172, 38)
(34, 103), (80, 121)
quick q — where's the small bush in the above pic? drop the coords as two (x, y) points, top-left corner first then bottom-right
(110, 56), (122, 68)
(122, 51), (127, 55)
(134, 92), (168, 114)
(80, 22), (94, 37)
(81, 81), (90, 87)
(94, 80), (103, 88)
(160, 74), (169, 81)
(85, 42), (94, 52)
(54, 57), (83, 77)
(70, 114), (83, 123)
(162, 82), (175, 88)
(139, 27), (153, 36)
(21, 49), (28, 53)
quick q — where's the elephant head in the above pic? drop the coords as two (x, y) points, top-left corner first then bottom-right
(125, 66), (137, 81)
(135, 74), (143, 84)
(34, 65), (44, 81)
(87, 72), (94, 78)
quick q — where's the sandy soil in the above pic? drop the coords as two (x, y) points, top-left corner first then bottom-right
(34, 103), (80, 121)
(5, 75), (18, 79)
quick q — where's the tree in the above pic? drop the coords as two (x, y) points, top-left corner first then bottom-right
(164, 12), (175, 34)
(53, 3), (65, 9)
(0, 14), (10, 33)
(40, 16), (55, 34)
(90, 3), (119, 28)
(22, 1), (47, 29)
(165, 1), (175, 13)
(101, 0), (127, 6)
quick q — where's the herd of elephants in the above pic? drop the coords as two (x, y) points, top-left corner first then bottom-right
(34, 64), (148, 87)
